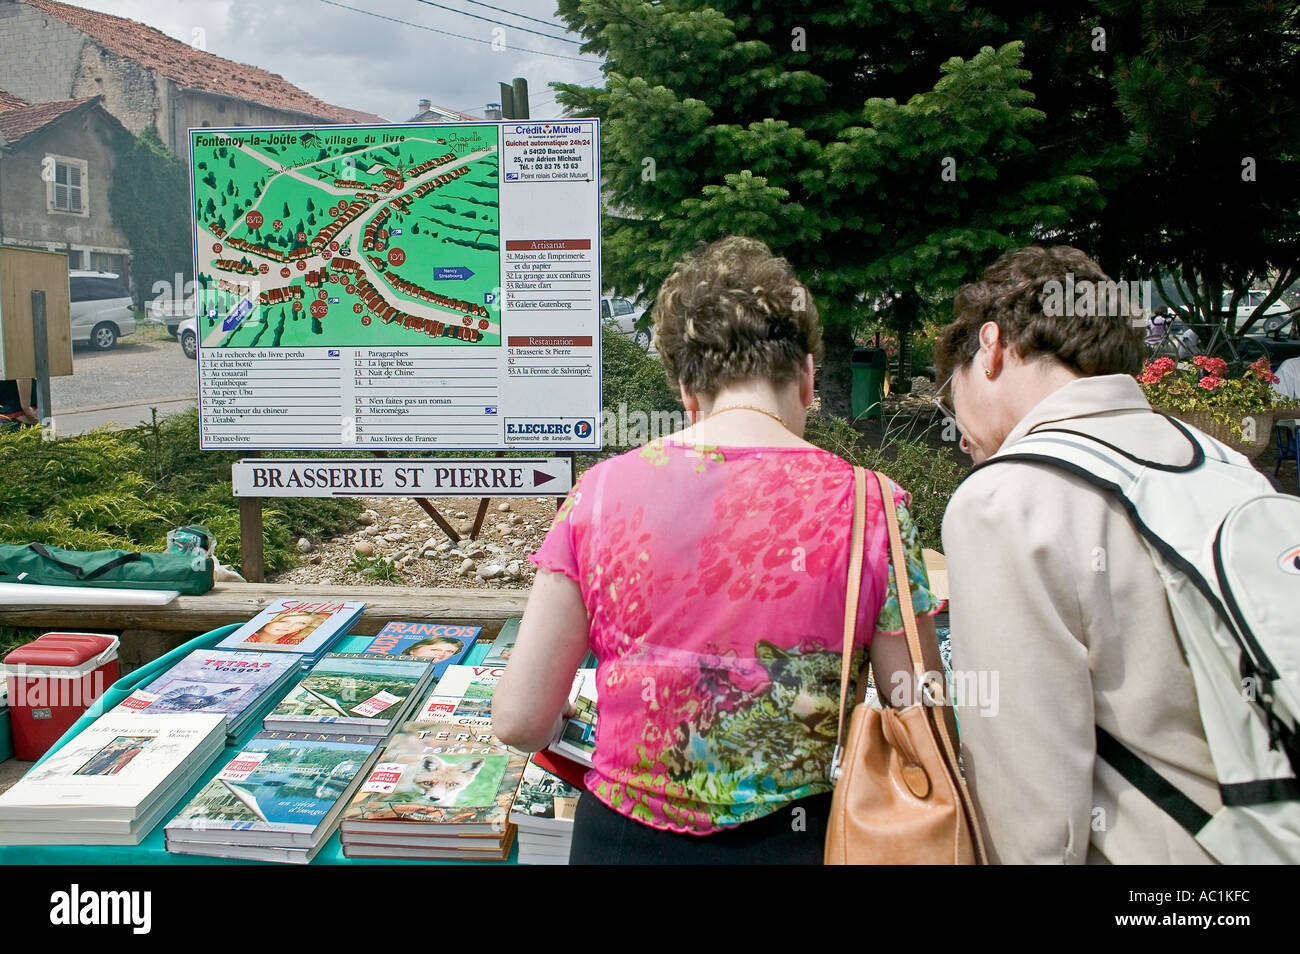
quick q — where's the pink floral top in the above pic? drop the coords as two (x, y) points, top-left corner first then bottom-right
(528, 438), (943, 835)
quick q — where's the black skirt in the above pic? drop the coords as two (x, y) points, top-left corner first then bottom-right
(568, 788), (833, 865)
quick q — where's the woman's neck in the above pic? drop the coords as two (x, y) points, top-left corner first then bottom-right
(671, 382), (816, 447)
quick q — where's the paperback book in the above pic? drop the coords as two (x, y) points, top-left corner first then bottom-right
(114, 649), (299, 736)
(358, 622), (481, 678)
(164, 729), (380, 864)
(414, 664), (505, 721)
(0, 712), (226, 844)
(341, 715), (527, 846)
(263, 653), (435, 736)
(510, 754), (582, 832)
(548, 668), (597, 767)
(480, 619), (518, 666)
(214, 599), (365, 660)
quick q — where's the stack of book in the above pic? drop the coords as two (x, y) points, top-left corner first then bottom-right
(263, 652), (438, 739)
(164, 730), (381, 864)
(510, 752), (583, 865)
(339, 715), (526, 861)
(0, 712), (227, 845)
(114, 649), (300, 739)
(214, 598), (366, 667)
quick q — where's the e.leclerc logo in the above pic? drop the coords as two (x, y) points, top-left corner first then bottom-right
(574, 420), (593, 439)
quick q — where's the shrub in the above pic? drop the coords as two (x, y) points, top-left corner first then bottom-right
(0, 409), (360, 574)
(804, 412), (966, 552)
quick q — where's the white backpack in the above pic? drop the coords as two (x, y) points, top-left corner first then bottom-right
(983, 414), (1300, 864)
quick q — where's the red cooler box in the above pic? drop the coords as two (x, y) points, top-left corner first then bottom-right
(1, 633), (120, 761)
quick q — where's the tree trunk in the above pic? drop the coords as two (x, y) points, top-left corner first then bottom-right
(892, 292), (919, 394)
(819, 320), (855, 420)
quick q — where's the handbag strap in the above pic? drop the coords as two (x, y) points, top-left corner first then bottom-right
(831, 466), (868, 779)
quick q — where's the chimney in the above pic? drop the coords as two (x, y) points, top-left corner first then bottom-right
(417, 98), (431, 114)
(484, 103), (502, 121)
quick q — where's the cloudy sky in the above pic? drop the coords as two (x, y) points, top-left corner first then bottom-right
(71, 0), (607, 120)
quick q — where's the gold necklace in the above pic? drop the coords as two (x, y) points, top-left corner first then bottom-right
(706, 404), (788, 429)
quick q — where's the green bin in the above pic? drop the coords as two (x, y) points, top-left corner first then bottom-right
(850, 348), (888, 419)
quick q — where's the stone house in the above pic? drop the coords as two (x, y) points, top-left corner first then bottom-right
(0, 0), (386, 163)
(0, 91), (131, 278)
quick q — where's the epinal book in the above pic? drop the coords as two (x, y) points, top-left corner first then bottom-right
(548, 668), (597, 768)
(359, 622), (481, 678)
(264, 653), (435, 735)
(341, 716), (527, 838)
(0, 712), (227, 824)
(114, 649), (299, 732)
(214, 598), (365, 658)
(165, 730), (380, 862)
(413, 664), (504, 721)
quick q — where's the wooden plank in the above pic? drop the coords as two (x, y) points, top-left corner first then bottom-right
(0, 246), (72, 379)
(922, 548), (948, 602)
(0, 583), (529, 638)
(239, 496), (265, 583)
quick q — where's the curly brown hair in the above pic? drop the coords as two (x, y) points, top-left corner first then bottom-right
(654, 236), (823, 397)
(934, 246), (1145, 388)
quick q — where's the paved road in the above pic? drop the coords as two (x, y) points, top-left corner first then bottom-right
(46, 325), (198, 436)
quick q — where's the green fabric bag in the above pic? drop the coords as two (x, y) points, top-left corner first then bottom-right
(0, 542), (214, 595)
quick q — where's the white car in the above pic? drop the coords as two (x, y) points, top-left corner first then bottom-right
(601, 295), (652, 350)
(1222, 290), (1292, 333)
(178, 316), (198, 360)
(70, 271), (136, 350)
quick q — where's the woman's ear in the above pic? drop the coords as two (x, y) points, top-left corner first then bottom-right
(978, 321), (1003, 375)
(680, 384), (700, 422)
(799, 353), (816, 407)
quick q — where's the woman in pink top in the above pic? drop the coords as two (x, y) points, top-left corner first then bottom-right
(493, 236), (945, 863)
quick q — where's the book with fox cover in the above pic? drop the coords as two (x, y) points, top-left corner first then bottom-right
(341, 716), (526, 836)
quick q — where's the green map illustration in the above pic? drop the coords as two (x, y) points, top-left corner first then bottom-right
(190, 124), (501, 349)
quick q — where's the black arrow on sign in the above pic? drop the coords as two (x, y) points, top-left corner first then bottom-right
(533, 469), (556, 487)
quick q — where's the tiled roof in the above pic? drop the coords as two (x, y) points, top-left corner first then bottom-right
(0, 96), (96, 144)
(24, 0), (386, 124)
(0, 88), (29, 111)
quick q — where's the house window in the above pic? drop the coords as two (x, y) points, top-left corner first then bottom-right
(46, 156), (88, 215)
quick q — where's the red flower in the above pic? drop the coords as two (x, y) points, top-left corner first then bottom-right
(1198, 375), (1223, 391)
(1193, 355), (1228, 377)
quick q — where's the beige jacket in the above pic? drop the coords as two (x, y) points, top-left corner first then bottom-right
(943, 375), (1225, 864)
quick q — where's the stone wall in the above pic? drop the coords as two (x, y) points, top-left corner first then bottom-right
(0, 0), (85, 103)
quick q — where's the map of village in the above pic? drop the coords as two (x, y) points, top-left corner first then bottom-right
(190, 125), (501, 349)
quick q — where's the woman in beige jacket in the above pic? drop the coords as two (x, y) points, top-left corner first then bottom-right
(934, 246), (1224, 864)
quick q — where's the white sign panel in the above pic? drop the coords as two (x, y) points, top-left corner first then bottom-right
(231, 457), (573, 498)
(188, 120), (601, 451)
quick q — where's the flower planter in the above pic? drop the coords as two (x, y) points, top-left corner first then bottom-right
(1154, 407), (1280, 460)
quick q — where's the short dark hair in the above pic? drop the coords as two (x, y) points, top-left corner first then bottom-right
(654, 236), (823, 397)
(934, 246), (1145, 386)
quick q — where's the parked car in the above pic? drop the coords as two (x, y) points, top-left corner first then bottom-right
(146, 294), (194, 337)
(70, 271), (135, 350)
(601, 295), (652, 350)
(1222, 290), (1293, 334)
(178, 316), (198, 360)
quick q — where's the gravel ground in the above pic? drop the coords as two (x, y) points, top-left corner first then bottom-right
(50, 322), (197, 412)
(267, 494), (560, 589)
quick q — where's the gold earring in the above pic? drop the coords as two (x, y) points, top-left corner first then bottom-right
(984, 367), (993, 379)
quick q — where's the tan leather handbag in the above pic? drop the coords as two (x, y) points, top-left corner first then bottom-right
(824, 467), (986, 865)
